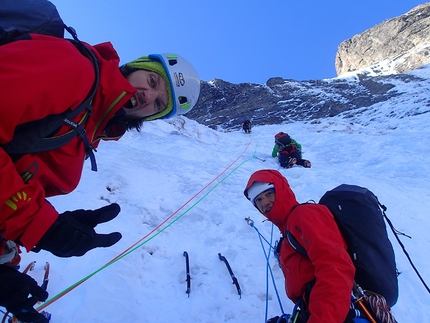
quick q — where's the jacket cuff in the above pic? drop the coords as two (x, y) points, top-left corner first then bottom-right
(20, 202), (58, 251)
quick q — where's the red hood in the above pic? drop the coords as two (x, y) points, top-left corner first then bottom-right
(244, 169), (298, 232)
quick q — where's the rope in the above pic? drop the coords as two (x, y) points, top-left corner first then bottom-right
(0, 310), (11, 323)
(366, 292), (397, 323)
(381, 206), (430, 294)
(37, 136), (255, 311)
(245, 218), (285, 321)
(264, 224), (273, 321)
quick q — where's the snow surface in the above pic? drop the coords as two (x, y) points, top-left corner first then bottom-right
(6, 66), (430, 322)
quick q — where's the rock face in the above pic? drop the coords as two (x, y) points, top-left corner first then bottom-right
(335, 3), (430, 76)
(186, 73), (422, 131)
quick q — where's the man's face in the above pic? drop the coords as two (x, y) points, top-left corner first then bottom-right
(124, 70), (169, 118)
(255, 189), (275, 214)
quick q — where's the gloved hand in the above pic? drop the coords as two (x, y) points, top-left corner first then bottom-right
(0, 265), (49, 323)
(33, 203), (122, 257)
(267, 316), (288, 323)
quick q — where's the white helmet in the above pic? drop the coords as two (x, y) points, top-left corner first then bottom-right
(148, 53), (200, 119)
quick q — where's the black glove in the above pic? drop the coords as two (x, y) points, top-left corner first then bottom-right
(0, 265), (49, 323)
(267, 316), (287, 323)
(33, 203), (122, 257)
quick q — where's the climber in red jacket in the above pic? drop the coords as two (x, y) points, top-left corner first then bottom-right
(244, 169), (356, 323)
(0, 34), (199, 254)
(0, 33), (200, 322)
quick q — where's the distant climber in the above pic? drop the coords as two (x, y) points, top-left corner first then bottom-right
(272, 132), (311, 168)
(242, 120), (252, 134)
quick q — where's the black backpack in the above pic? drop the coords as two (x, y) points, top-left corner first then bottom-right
(286, 184), (399, 307)
(0, 0), (100, 171)
(274, 132), (292, 151)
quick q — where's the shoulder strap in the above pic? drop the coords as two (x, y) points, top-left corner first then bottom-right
(275, 139), (285, 151)
(285, 203), (314, 258)
(285, 229), (308, 258)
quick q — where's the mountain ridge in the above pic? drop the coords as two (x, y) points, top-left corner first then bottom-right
(187, 70), (429, 131)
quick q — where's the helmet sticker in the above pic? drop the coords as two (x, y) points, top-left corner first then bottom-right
(174, 72), (186, 87)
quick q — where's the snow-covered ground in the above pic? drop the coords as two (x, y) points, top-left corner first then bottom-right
(5, 66), (430, 322)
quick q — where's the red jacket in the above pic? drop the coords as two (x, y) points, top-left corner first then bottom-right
(244, 170), (355, 323)
(0, 34), (135, 250)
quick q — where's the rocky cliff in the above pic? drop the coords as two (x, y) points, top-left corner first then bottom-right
(187, 73), (426, 131)
(336, 3), (430, 76)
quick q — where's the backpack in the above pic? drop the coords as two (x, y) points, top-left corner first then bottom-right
(0, 0), (64, 43)
(274, 132), (303, 154)
(0, 0), (100, 171)
(285, 184), (399, 307)
(274, 132), (292, 150)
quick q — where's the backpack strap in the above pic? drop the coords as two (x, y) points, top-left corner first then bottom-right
(275, 139), (285, 151)
(285, 229), (308, 258)
(62, 32), (100, 171)
(284, 203), (315, 258)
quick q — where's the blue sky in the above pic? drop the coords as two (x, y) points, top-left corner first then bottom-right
(54, 1), (426, 84)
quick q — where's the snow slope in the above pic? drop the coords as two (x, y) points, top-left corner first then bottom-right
(6, 67), (430, 323)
